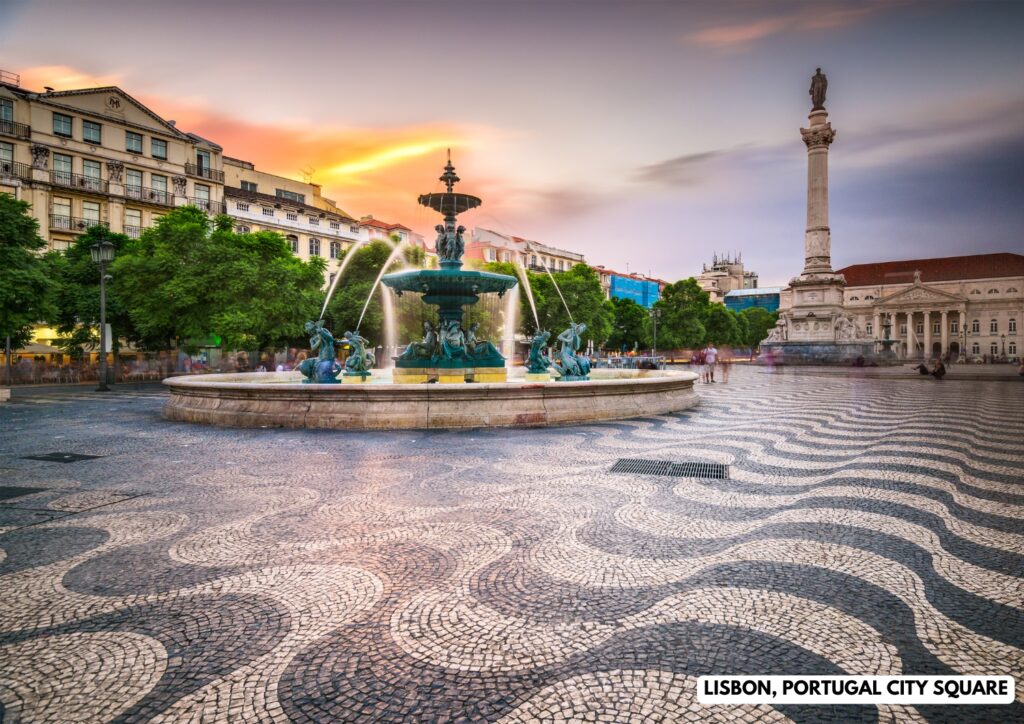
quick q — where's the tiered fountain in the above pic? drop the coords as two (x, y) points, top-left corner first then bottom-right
(162, 156), (699, 429)
(382, 155), (516, 383)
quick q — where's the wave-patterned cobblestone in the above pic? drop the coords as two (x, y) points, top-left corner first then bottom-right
(0, 372), (1021, 722)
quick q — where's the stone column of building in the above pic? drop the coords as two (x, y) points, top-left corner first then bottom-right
(873, 312), (881, 342)
(801, 108), (837, 275)
(941, 310), (949, 356)
(923, 310), (932, 359)
(958, 310), (967, 361)
(906, 312), (916, 360)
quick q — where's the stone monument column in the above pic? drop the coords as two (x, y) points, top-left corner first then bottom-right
(800, 105), (837, 274)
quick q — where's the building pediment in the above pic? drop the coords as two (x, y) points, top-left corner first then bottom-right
(41, 87), (187, 138)
(873, 283), (965, 308)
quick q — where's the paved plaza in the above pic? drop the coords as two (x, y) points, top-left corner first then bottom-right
(0, 367), (1021, 722)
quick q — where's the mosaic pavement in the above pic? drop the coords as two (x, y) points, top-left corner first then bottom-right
(0, 368), (1021, 723)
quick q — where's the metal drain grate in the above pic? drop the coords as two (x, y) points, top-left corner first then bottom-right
(611, 458), (729, 479)
(21, 452), (105, 463)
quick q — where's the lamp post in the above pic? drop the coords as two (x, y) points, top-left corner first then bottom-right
(90, 239), (115, 391)
(650, 306), (661, 358)
(1002, 333), (1006, 358)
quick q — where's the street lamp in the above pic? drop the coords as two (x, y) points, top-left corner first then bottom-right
(1002, 334), (1007, 357)
(90, 239), (115, 391)
(650, 306), (661, 358)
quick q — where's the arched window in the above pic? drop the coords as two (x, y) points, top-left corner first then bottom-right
(865, 295), (875, 300)
(1007, 287), (1019, 293)
(1010, 342), (1017, 355)
(970, 289), (981, 295)
(849, 295), (859, 301)
(1010, 319), (1017, 333)
(971, 342), (980, 355)
(990, 319), (998, 333)
(309, 238), (321, 257)
(988, 288), (999, 294)
(330, 241), (341, 259)
(990, 342), (999, 355)
(236, 224), (250, 233)
(971, 319), (980, 334)
(286, 234), (298, 254)
(865, 322), (873, 335)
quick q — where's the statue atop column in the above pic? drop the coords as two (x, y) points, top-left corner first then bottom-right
(810, 67), (827, 110)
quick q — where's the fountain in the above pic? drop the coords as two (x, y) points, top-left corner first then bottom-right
(381, 153), (517, 383)
(162, 155), (699, 429)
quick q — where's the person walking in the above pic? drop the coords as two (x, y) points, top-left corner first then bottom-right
(705, 342), (718, 383)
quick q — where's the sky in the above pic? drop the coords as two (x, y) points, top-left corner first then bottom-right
(2, 0), (1022, 285)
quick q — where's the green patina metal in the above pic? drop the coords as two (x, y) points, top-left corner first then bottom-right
(552, 323), (591, 381)
(525, 330), (552, 373)
(299, 320), (343, 384)
(382, 153), (517, 370)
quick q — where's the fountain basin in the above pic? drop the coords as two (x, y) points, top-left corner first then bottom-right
(163, 369), (699, 430)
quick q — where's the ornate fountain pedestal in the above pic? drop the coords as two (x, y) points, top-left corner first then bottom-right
(382, 154), (517, 383)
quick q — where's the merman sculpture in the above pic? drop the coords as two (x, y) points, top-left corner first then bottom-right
(343, 330), (375, 378)
(525, 330), (552, 374)
(299, 320), (342, 384)
(552, 322), (591, 381)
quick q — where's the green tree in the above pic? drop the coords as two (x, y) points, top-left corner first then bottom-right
(739, 306), (779, 348)
(0, 195), (57, 370)
(652, 277), (709, 349)
(529, 264), (614, 346)
(607, 297), (651, 352)
(48, 226), (136, 360)
(704, 303), (739, 345)
(113, 207), (326, 350)
(730, 309), (750, 348)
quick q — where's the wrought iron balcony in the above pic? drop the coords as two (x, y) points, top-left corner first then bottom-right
(124, 225), (144, 239)
(51, 171), (108, 194)
(50, 215), (109, 232)
(124, 184), (174, 206)
(0, 160), (32, 180)
(184, 163), (224, 182)
(188, 197), (225, 214)
(0, 118), (30, 140)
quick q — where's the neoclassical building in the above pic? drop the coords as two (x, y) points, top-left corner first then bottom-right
(1, 74), (224, 249)
(833, 253), (1024, 361)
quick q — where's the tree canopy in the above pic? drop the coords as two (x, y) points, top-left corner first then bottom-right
(651, 278), (709, 350)
(0, 194), (56, 351)
(739, 306), (778, 348)
(606, 297), (651, 352)
(113, 207), (326, 350)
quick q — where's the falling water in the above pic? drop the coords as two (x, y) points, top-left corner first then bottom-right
(512, 262), (540, 329)
(501, 284), (520, 360)
(319, 238), (370, 320)
(380, 285), (398, 368)
(539, 258), (574, 324)
(357, 240), (407, 331)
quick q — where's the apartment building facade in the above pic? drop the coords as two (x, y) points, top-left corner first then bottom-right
(467, 227), (585, 272)
(0, 73), (224, 249)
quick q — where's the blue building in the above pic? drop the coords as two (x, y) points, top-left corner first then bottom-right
(723, 287), (782, 313)
(608, 273), (662, 308)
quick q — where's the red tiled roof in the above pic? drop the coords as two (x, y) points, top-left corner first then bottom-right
(360, 217), (411, 231)
(837, 253), (1024, 287)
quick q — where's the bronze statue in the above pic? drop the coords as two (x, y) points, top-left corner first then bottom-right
(525, 330), (552, 374)
(810, 67), (827, 110)
(299, 320), (342, 383)
(552, 322), (591, 380)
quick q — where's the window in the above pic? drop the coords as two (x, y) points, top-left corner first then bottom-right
(1010, 319), (1018, 333)
(309, 217), (319, 226)
(915, 321), (923, 334)
(126, 131), (143, 153)
(971, 319), (980, 334)
(52, 153), (72, 184)
(1007, 287), (1019, 293)
(286, 234), (298, 253)
(330, 221), (340, 230)
(559, 260), (565, 271)
(276, 189), (305, 204)
(486, 248), (496, 262)
(350, 225), (360, 234)
(972, 343), (980, 355)
(53, 112), (72, 137)
(988, 288), (999, 294)
(194, 184), (210, 210)
(0, 98), (12, 123)
(530, 254), (537, 266)
(286, 212), (298, 221)
(990, 319), (998, 333)
(125, 169), (143, 199)
(865, 295), (875, 300)
(970, 289), (981, 295)
(865, 322), (873, 335)
(83, 120), (101, 144)
(950, 320), (959, 334)
(82, 201), (100, 224)
(899, 323), (907, 336)
(262, 207), (274, 217)
(309, 238), (321, 257)
(82, 159), (102, 191)
(151, 174), (167, 192)
(52, 197), (71, 224)
(330, 241), (341, 259)
(236, 224), (250, 233)
(241, 180), (258, 192)
(991, 342), (999, 355)
(1010, 342), (1017, 355)
(0, 141), (12, 169)
(196, 149), (210, 172)
(932, 321), (940, 335)
(236, 202), (249, 212)
(124, 208), (141, 237)
(849, 295), (859, 301)
(151, 138), (167, 159)
(502, 252), (510, 262)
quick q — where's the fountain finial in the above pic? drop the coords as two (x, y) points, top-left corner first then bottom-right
(440, 150), (460, 192)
